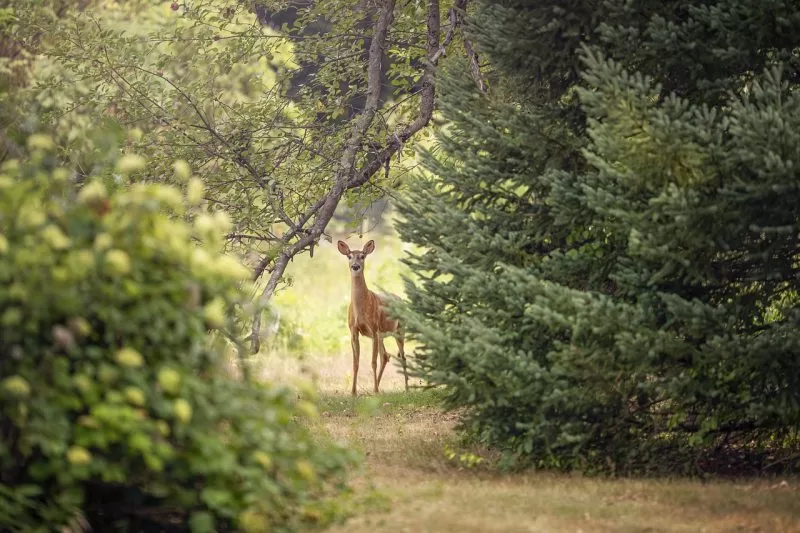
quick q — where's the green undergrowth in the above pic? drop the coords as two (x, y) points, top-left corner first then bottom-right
(316, 388), (448, 417)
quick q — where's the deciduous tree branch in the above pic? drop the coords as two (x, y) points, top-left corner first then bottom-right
(250, 0), (469, 353)
(349, 0), (441, 189)
(431, 0), (465, 64)
(251, 0), (400, 353)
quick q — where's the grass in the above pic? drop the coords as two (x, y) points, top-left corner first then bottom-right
(251, 337), (422, 395)
(317, 388), (447, 416)
(305, 384), (800, 533)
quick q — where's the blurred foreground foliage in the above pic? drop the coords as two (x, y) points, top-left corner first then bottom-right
(0, 133), (357, 531)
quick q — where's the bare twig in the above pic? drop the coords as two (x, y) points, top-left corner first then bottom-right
(463, 34), (486, 93)
(430, 0), (465, 64)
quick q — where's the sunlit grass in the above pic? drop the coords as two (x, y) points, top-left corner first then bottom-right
(251, 349), (425, 396)
(317, 388), (447, 416)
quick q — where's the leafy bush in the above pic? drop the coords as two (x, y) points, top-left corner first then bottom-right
(0, 139), (356, 532)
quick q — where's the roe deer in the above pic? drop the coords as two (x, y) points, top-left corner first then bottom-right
(338, 239), (408, 396)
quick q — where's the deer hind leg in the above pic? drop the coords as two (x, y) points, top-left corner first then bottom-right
(396, 331), (408, 392)
(376, 336), (390, 391)
(371, 334), (380, 394)
(350, 330), (360, 397)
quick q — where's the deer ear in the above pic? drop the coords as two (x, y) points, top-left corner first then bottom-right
(363, 240), (375, 255)
(337, 240), (351, 255)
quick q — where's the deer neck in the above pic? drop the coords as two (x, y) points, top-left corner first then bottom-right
(350, 272), (372, 317)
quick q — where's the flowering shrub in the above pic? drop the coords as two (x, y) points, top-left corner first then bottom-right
(0, 138), (356, 532)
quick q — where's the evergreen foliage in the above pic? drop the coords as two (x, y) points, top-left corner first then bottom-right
(396, 0), (800, 473)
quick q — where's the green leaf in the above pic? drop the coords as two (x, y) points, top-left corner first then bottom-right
(189, 511), (215, 533)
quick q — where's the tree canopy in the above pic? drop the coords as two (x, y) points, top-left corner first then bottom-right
(4, 0), (485, 351)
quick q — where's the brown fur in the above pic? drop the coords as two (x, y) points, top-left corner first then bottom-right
(338, 239), (408, 396)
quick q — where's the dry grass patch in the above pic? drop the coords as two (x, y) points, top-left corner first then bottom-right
(251, 348), (422, 396)
(315, 390), (800, 533)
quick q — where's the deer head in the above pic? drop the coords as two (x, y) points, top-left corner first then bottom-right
(337, 239), (375, 276)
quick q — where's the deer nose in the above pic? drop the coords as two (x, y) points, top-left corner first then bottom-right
(351, 265), (361, 272)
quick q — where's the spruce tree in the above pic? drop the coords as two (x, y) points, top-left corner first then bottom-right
(396, 0), (800, 473)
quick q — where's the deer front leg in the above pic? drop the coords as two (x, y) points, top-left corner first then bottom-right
(350, 330), (360, 396)
(376, 336), (389, 391)
(371, 334), (380, 393)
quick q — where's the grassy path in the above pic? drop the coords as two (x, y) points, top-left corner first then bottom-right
(313, 390), (800, 533)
